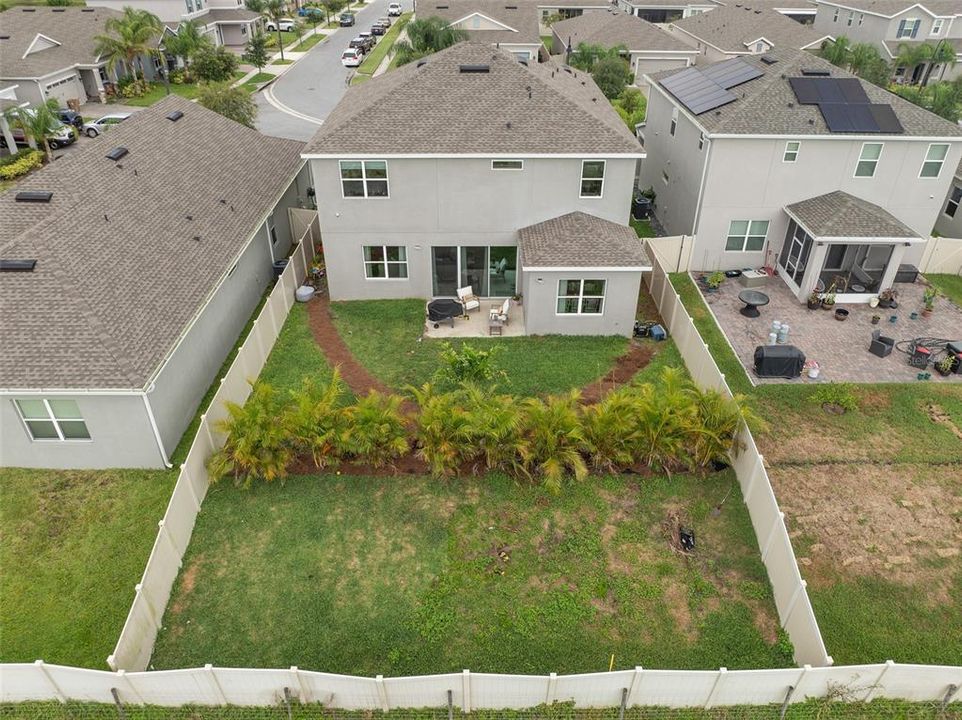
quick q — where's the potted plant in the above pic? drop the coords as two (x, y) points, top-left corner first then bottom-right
(804, 359), (820, 379)
(922, 287), (937, 317)
(821, 291), (836, 310)
(871, 314), (881, 325)
(834, 307), (849, 321)
(878, 288), (899, 309)
(807, 291), (822, 310)
(935, 356), (954, 377)
(706, 271), (725, 292)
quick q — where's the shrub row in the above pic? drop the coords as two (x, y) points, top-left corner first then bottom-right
(0, 150), (44, 180)
(208, 368), (763, 491)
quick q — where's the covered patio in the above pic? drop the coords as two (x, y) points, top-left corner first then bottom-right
(424, 298), (526, 338)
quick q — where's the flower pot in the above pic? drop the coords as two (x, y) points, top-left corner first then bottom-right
(936, 365), (952, 377)
(869, 297), (880, 308)
(922, 308), (932, 318)
(878, 298), (892, 309)
(871, 316), (880, 325)
(910, 311), (919, 320)
(807, 366), (820, 379)
(834, 308), (849, 321)
(807, 299), (821, 310)
(821, 301), (834, 310)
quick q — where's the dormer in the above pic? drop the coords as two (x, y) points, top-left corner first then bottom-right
(22, 32), (61, 59)
(450, 11), (518, 32)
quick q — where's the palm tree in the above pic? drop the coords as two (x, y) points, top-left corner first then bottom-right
(265, 0), (288, 60)
(391, 16), (468, 66)
(9, 104), (60, 162)
(567, 42), (627, 73)
(819, 36), (851, 68)
(896, 41), (957, 85)
(95, 7), (164, 85)
(164, 20), (213, 82)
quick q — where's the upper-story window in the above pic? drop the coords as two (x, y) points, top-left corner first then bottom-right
(920, 143), (949, 178)
(783, 140), (800, 163)
(670, 107), (678, 136)
(931, 18), (943, 35)
(896, 18), (920, 38)
(858, 12), (863, 25)
(945, 185), (962, 218)
(832, 7), (838, 22)
(14, 398), (90, 441)
(846, 10), (853, 26)
(580, 160), (605, 197)
(855, 142), (883, 177)
(340, 160), (389, 198)
(726, 220), (769, 252)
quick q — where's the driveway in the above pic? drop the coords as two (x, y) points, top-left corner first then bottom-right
(256, 0), (399, 141)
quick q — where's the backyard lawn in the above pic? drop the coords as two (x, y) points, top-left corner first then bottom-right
(927, 272), (962, 307)
(150, 471), (793, 674)
(0, 468), (176, 668)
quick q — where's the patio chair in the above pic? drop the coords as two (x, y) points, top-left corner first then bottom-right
(456, 286), (481, 314)
(489, 298), (510, 325)
(869, 329), (895, 358)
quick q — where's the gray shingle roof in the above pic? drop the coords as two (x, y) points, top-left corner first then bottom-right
(813, 0), (962, 16)
(786, 190), (920, 238)
(552, 10), (697, 53)
(649, 48), (962, 137)
(0, 96), (304, 390)
(0, 6), (123, 79)
(205, 8), (262, 23)
(670, 4), (828, 52)
(718, 0), (818, 10)
(426, 0), (541, 45)
(519, 211), (652, 267)
(304, 42), (641, 155)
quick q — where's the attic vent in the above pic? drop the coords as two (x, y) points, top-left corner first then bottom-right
(15, 191), (52, 203)
(801, 68), (830, 76)
(166, 110), (184, 121)
(106, 146), (128, 161)
(0, 259), (37, 272)
(760, 54), (777, 65)
(459, 64), (490, 73)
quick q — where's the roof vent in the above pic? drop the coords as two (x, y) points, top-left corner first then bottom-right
(459, 64), (490, 73)
(166, 109), (184, 121)
(760, 54), (777, 65)
(801, 68), (830, 76)
(15, 191), (52, 203)
(416, 59), (428, 67)
(0, 259), (37, 272)
(0, 35), (9, 39)
(105, 146), (128, 161)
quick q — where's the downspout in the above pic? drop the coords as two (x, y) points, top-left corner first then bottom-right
(690, 134), (713, 258)
(142, 390), (172, 469)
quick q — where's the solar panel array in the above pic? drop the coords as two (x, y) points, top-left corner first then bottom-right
(789, 76), (904, 134)
(660, 58), (763, 116)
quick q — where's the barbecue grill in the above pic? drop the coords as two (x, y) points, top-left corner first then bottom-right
(427, 298), (464, 328)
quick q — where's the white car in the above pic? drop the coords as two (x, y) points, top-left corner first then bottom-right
(387, 2), (402, 15)
(82, 112), (132, 138)
(341, 48), (363, 67)
(265, 17), (296, 31)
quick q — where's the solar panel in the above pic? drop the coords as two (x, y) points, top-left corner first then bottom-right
(870, 104), (904, 134)
(789, 77), (819, 104)
(838, 78), (869, 104)
(814, 78), (845, 104)
(661, 66), (739, 115)
(819, 103), (856, 132)
(701, 58), (763, 90)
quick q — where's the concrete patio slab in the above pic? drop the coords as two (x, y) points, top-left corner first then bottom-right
(424, 299), (525, 338)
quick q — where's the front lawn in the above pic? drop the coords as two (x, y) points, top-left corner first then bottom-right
(117, 73), (247, 107)
(242, 72), (277, 92)
(329, 299), (630, 396)
(292, 32), (326, 52)
(0, 468), (176, 668)
(150, 471), (792, 674)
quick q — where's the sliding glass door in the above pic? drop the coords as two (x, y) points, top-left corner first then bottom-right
(460, 247), (488, 297)
(489, 247), (517, 298)
(432, 247), (458, 297)
(431, 246), (518, 297)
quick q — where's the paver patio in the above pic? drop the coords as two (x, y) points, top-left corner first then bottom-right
(697, 274), (962, 384)
(424, 299), (526, 338)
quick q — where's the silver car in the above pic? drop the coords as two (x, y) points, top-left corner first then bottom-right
(82, 112), (132, 138)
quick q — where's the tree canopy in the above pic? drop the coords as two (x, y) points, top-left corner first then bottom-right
(198, 82), (257, 128)
(391, 16), (469, 66)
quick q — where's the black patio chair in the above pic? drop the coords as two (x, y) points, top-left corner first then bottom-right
(869, 329), (895, 358)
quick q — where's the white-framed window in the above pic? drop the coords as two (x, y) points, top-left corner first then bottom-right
(931, 18), (943, 35)
(340, 160), (389, 198)
(557, 279), (605, 315)
(661, 169), (669, 185)
(492, 159), (523, 170)
(855, 142), (883, 177)
(945, 185), (962, 218)
(783, 140), (800, 163)
(267, 213), (278, 244)
(725, 220), (769, 252)
(846, 10), (853, 26)
(697, 133), (704, 150)
(858, 12), (863, 25)
(363, 245), (408, 279)
(920, 143), (949, 178)
(832, 7), (838, 22)
(896, 18), (919, 38)
(580, 160), (605, 197)
(669, 107), (678, 136)
(14, 398), (90, 441)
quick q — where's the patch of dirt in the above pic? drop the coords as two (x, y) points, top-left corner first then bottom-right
(757, 425), (905, 464)
(769, 463), (962, 598)
(168, 554), (204, 617)
(662, 582), (696, 640)
(928, 403), (962, 440)
(661, 506), (694, 556)
(580, 342), (656, 404)
(590, 590), (619, 616)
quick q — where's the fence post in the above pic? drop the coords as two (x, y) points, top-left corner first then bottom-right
(462, 670), (472, 714)
(116, 669), (146, 705)
(291, 666), (311, 703)
(206, 664), (229, 705)
(743, 452), (763, 500)
(545, 672), (558, 704)
(180, 465), (203, 512)
(159, 519), (184, 561)
(34, 660), (66, 704)
(202, 414), (216, 451)
(781, 579), (806, 629)
(135, 584), (161, 631)
(704, 668), (727, 709)
(792, 665), (812, 700)
(863, 660), (894, 702)
(761, 512), (785, 563)
(626, 666), (644, 706)
(253, 319), (268, 368)
(374, 674), (390, 712)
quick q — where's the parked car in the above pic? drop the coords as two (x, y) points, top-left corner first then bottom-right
(339, 12), (355, 26)
(358, 31), (376, 50)
(265, 17), (296, 31)
(297, 6), (322, 16)
(82, 112), (132, 138)
(0, 114), (76, 150)
(55, 108), (84, 130)
(388, 2), (402, 15)
(341, 47), (363, 67)
(377, 16), (392, 27)
(371, 22), (387, 35)
(348, 36), (370, 52)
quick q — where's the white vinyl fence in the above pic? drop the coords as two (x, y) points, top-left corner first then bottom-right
(642, 253), (830, 668)
(4, 661), (961, 708)
(106, 229), (314, 674)
(918, 236), (962, 275)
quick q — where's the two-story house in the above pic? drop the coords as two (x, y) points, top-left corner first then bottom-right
(934, 159), (962, 240)
(813, 0), (962, 83)
(86, 0), (262, 48)
(302, 42), (651, 337)
(614, 0), (816, 26)
(427, 0), (545, 62)
(638, 48), (962, 304)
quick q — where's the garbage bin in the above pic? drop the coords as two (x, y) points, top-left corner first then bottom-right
(272, 258), (289, 277)
(631, 194), (651, 220)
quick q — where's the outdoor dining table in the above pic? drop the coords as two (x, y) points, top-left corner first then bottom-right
(738, 289), (770, 318)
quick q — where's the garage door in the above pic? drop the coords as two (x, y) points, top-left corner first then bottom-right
(44, 74), (83, 106)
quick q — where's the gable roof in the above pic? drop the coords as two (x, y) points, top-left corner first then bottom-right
(648, 47), (962, 137)
(0, 96), (304, 390)
(812, 0), (962, 17)
(426, 0), (541, 45)
(786, 191), (920, 239)
(205, 7), (263, 24)
(552, 10), (698, 54)
(0, 7), (123, 79)
(670, 4), (829, 52)
(519, 211), (652, 268)
(304, 42), (642, 156)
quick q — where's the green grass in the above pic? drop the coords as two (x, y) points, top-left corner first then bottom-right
(631, 218), (655, 238)
(329, 299), (629, 396)
(668, 273), (753, 395)
(151, 471), (791, 674)
(0, 468), (176, 667)
(271, 58), (294, 64)
(542, 34), (554, 50)
(258, 303), (335, 394)
(243, 72), (276, 87)
(355, 13), (413, 76)
(116, 73), (246, 107)
(926, 273), (962, 307)
(292, 32), (326, 52)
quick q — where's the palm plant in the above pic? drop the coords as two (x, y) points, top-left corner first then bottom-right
(164, 20), (213, 82)
(631, 367), (698, 475)
(7, 104), (61, 162)
(264, 0), (289, 60)
(283, 372), (347, 469)
(461, 385), (528, 474)
(896, 41), (957, 85)
(95, 7), (164, 85)
(521, 391), (587, 494)
(392, 16), (468, 66)
(342, 390), (409, 468)
(684, 387), (766, 470)
(408, 384), (471, 477)
(819, 36), (851, 68)
(580, 388), (643, 473)
(567, 42), (626, 72)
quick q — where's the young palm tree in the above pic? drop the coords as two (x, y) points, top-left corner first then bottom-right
(164, 20), (213, 82)
(897, 41), (957, 85)
(521, 391), (587, 494)
(265, 0), (288, 60)
(567, 42), (626, 72)
(10, 104), (60, 162)
(95, 7), (164, 85)
(391, 16), (468, 66)
(819, 36), (851, 68)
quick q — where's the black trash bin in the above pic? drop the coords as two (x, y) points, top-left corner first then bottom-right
(631, 194), (651, 220)
(272, 258), (289, 277)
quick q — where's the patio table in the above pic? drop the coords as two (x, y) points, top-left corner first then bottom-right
(738, 289), (770, 318)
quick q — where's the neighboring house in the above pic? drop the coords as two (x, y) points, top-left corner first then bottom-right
(550, 10), (698, 86)
(86, 0), (262, 48)
(716, 0), (817, 25)
(538, 0), (610, 32)
(302, 42), (650, 337)
(0, 96), (311, 470)
(616, 0), (723, 25)
(0, 85), (29, 151)
(666, 4), (831, 61)
(637, 48), (962, 304)
(427, 0), (544, 61)
(0, 7), (157, 106)
(934, 159), (962, 239)
(812, 0), (962, 83)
